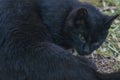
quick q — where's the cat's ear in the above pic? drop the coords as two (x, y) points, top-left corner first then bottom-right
(104, 14), (119, 29)
(76, 8), (88, 18)
(65, 8), (88, 27)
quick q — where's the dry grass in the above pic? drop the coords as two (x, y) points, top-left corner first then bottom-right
(81, 0), (120, 73)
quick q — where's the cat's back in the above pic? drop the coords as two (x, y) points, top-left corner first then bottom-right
(39, 0), (72, 27)
(38, 0), (80, 40)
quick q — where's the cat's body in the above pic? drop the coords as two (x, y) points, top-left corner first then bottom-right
(1, 42), (120, 80)
(0, 0), (52, 54)
(0, 0), (118, 55)
(38, 0), (118, 55)
(0, 0), (119, 79)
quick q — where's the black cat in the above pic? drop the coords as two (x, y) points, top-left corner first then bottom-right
(0, 0), (119, 79)
(0, 0), (118, 55)
(38, 0), (119, 55)
(1, 42), (120, 80)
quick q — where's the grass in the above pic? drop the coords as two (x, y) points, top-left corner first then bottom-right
(81, 0), (120, 72)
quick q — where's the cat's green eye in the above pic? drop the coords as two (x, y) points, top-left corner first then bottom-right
(79, 34), (86, 43)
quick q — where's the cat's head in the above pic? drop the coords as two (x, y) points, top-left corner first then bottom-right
(64, 7), (119, 55)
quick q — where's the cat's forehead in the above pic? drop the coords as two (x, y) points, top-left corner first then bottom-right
(88, 14), (105, 31)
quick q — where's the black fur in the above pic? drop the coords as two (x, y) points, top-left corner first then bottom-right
(0, 0), (119, 79)
(1, 42), (120, 80)
(0, 0), (118, 56)
(38, 0), (118, 55)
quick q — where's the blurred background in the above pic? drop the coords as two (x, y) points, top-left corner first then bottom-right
(80, 0), (120, 73)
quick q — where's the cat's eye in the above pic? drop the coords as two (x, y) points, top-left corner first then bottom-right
(79, 34), (86, 43)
